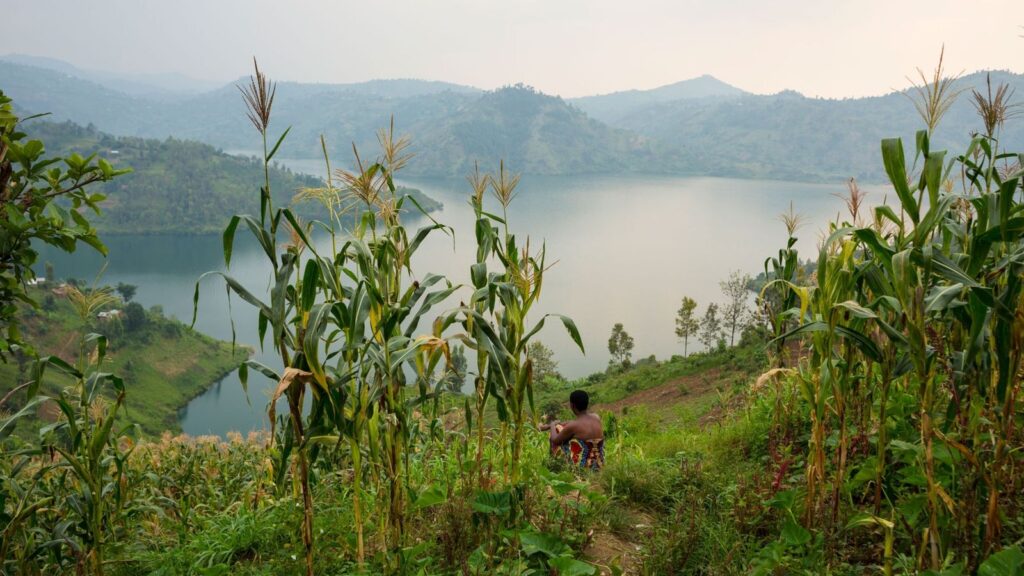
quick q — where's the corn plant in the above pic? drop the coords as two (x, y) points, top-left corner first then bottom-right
(454, 162), (584, 484)
(770, 65), (1024, 571)
(0, 285), (136, 576)
(195, 62), (460, 572)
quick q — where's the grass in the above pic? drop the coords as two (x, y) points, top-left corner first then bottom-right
(0, 287), (247, 437)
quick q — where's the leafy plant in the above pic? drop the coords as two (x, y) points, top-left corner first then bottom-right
(767, 58), (1024, 572)
(0, 90), (128, 358)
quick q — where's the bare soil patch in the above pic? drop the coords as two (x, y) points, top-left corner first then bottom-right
(597, 368), (736, 421)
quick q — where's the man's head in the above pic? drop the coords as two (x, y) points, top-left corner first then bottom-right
(569, 390), (589, 414)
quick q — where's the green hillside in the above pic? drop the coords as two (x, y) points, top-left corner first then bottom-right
(410, 85), (660, 176)
(22, 120), (442, 234)
(0, 287), (247, 436)
(609, 70), (1024, 181)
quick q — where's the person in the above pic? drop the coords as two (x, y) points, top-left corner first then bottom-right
(539, 389), (605, 471)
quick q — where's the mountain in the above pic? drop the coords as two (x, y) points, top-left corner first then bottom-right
(0, 53), (223, 98)
(24, 121), (441, 234)
(569, 75), (746, 124)
(407, 85), (659, 176)
(5, 58), (1024, 182)
(1, 61), (650, 176)
(0, 60), (482, 161)
(607, 70), (1024, 181)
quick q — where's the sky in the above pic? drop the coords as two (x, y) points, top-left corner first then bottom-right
(3, 0), (1023, 98)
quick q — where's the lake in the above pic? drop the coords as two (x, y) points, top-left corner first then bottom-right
(38, 170), (879, 436)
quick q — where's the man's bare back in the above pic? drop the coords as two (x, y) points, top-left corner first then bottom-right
(540, 389), (603, 445)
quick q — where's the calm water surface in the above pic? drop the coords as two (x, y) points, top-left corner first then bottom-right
(38, 170), (879, 436)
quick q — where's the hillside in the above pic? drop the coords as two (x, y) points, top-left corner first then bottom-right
(608, 70), (1024, 181)
(23, 120), (442, 234)
(0, 286), (247, 436)
(409, 85), (660, 176)
(0, 59), (481, 160)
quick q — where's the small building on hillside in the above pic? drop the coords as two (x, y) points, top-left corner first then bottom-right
(98, 309), (123, 321)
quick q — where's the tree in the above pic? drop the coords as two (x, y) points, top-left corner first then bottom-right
(720, 270), (753, 346)
(528, 341), (560, 386)
(674, 296), (699, 356)
(608, 323), (635, 368)
(699, 303), (722, 351)
(116, 282), (137, 303)
(123, 302), (147, 332)
(441, 344), (467, 393)
(0, 89), (129, 358)
(44, 261), (55, 283)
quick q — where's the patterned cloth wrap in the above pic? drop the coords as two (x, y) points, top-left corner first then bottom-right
(551, 424), (605, 471)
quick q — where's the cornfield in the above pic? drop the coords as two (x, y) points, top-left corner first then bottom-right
(762, 72), (1024, 572)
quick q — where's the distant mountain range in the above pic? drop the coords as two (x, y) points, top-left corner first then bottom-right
(4, 56), (1023, 182)
(568, 74), (747, 125)
(1, 53), (224, 98)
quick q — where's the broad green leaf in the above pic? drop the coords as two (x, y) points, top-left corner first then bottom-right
(548, 556), (598, 576)
(881, 138), (919, 223)
(978, 546), (1024, 576)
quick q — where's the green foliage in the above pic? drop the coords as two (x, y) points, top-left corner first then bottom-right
(527, 341), (560, 385)
(0, 90), (128, 358)
(441, 343), (468, 393)
(122, 301), (146, 332)
(193, 63), (586, 574)
(23, 120), (441, 235)
(762, 73), (1024, 572)
(607, 323), (634, 368)
(698, 303), (721, 351)
(0, 286), (244, 438)
(1, 285), (135, 576)
(720, 270), (752, 346)
(674, 296), (699, 356)
(115, 282), (136, 303)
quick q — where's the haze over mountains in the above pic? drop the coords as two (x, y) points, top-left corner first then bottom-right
(4, 55), (1023, 182)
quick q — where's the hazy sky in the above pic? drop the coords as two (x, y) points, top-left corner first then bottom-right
(3, 0), (1023, 98)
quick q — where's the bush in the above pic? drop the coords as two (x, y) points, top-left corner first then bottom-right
(124, 302), (147, 332)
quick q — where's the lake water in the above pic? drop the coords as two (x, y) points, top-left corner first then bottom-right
(38, 170), (880, 436)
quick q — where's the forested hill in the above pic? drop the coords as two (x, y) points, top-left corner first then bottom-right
(25, 121), (441, 234)
(409, 85), (659, 176)
(5, 58), (1024, 182)
(2, 61), (649, 177)
(600, 70), (1024, 182)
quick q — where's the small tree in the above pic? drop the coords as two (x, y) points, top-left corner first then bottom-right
(699, 303), (722, 351)
(44, 261), (55, 283)
(116, 282), (137, 303)
(0, 89), (128, 358)
(675, 296), (699, 356)
(528, 341), (560, 386)
(441, 344), (467, 393)
(608, 323), (635, 368)
(123, 302), (147, 332)
(720, 270), (752, 346)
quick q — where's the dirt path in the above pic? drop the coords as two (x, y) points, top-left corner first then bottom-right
(583, 506), (655, 575)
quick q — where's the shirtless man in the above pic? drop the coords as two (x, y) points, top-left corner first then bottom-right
(539, 390), (605, 470)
